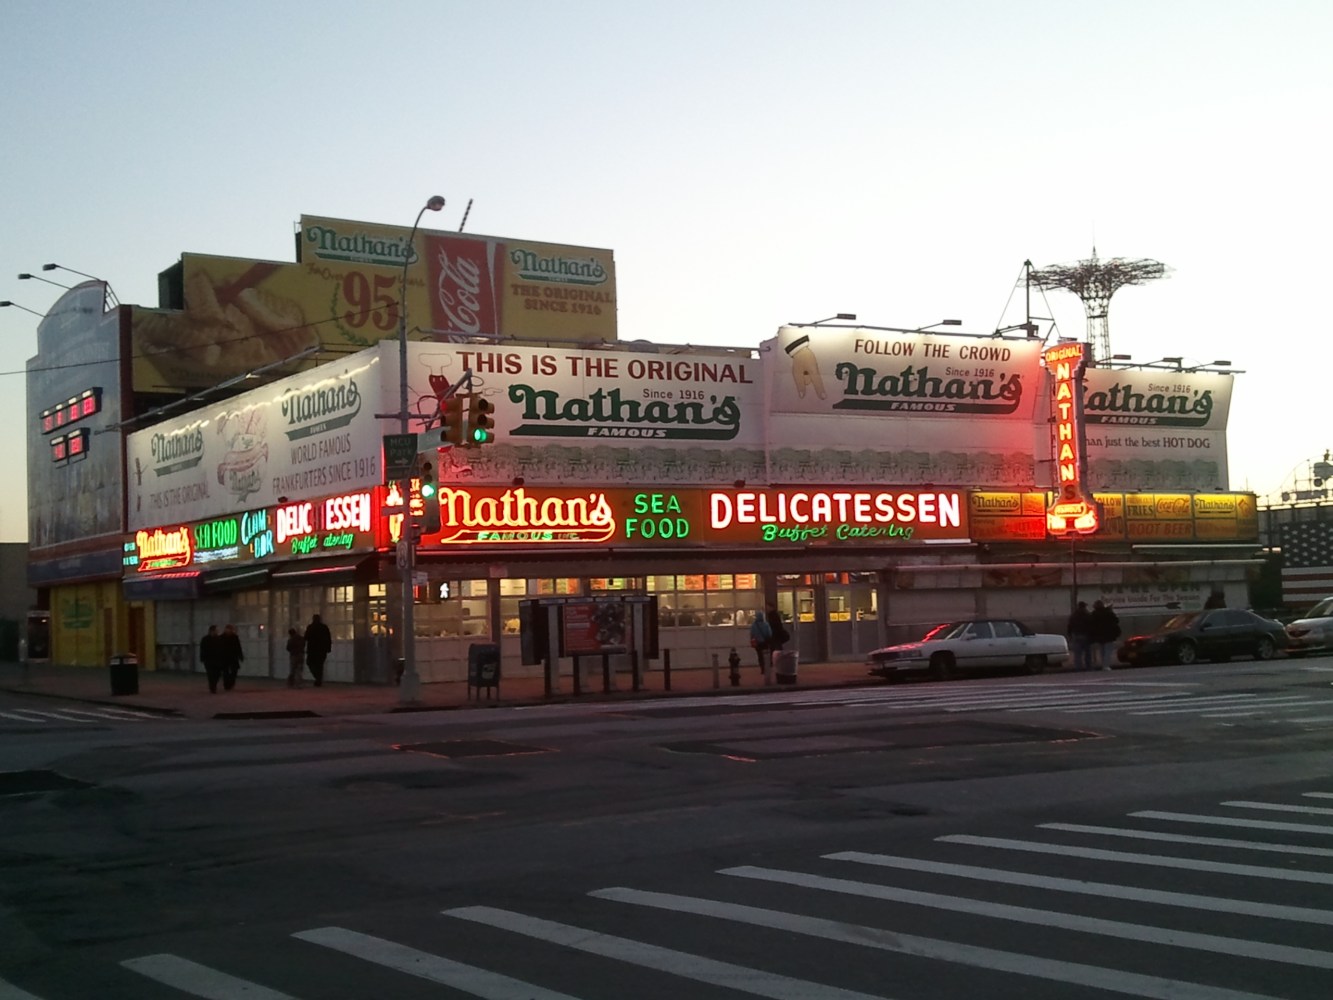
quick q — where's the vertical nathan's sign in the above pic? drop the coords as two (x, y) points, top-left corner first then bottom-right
(1044, 342), (1100, 536)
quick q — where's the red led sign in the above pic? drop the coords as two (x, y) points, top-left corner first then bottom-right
(1043, 342), (1100, 536)
(41, 388), (102, 435)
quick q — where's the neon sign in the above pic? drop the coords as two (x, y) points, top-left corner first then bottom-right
(1044, 342), (1100, 536)
(276, 490), (377, 554)
(134, 526), (194, 571)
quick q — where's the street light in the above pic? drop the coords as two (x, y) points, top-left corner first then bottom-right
(0, 300), (44, 317)
(42, 263), (119, 308)
(915, 319), (962, 331)
(18, 272), (72, 290)
(396, 194), (445, 704)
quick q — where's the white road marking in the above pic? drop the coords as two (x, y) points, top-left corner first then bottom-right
(294, 926), (583, 999)
(121, 955), (300, 999)
(826, 850), (1333, 924)
(1039, 822), (1333, 858)
(1132, 810), (1333, 835)
(0, 975), (46, 1000)
(443, 905), (888, 1000)
(593, 885), (1287, 1000)
(1137, 697), (1313, 716)
(1222, 799), (1333, 817)
(937, 834), (1333, 883)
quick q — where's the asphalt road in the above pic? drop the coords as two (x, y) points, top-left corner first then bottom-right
(3, 657), (1333, 999)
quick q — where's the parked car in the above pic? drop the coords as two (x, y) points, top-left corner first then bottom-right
(867, 619), (1069, 681)
(1117, 609), (1288, 666)
(1284, 597), (1333, 657)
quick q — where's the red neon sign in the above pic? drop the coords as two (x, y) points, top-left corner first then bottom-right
(1043, 342), (1099, 536)
(134, 526), (194, 571)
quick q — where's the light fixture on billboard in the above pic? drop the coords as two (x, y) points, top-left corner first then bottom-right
(18, 272), (71, 290)
(915, 319), (962, 331)
(42, 263), (119, 307)
(806, 313), (856, 325)
(0, 300), (44, 317)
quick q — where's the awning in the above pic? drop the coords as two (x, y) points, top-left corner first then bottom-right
(201, 565), (272, 593)
(123, 570), (202, 601)
(269, 555), (375, 586)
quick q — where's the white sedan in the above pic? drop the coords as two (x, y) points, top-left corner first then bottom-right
(867, 619), (1070, 681)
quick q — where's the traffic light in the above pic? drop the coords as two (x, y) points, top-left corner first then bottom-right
(467, 393), (494, 448)
(418, 457), (441, 534)
(441, 394), (465, 447)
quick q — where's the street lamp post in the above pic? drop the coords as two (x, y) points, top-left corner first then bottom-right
(396, 195), (445, 704)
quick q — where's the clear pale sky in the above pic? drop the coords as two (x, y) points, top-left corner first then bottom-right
(3, 0), (1329, 543)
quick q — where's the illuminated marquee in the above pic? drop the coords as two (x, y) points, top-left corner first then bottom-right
(133, 526), (194, 571)
(413, 486), (969, 547)
(1043, 342), (1100, 536)
(276, 490), (377, 554)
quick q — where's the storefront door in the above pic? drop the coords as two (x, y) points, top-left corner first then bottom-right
(826, 575), (879, 660)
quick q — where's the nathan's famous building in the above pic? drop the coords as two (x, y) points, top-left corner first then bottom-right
(26, 213), (1257, 681)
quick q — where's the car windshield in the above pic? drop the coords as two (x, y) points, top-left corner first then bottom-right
(1303, 597), (1333, 618)
(921, 622), (964, 641)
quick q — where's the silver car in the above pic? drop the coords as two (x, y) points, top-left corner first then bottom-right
(1285, 596), (1333, 657)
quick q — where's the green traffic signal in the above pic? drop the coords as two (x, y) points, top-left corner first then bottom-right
(468, 395), (494, 447)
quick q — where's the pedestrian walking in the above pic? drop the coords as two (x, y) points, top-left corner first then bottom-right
(304, 613), (332, 687)
(1090, 600), (1121, 670)
(199, 624), (222, 693)
(285, 628), (306, 687)
(748, 610), (772, 671)
(765, 605), (790, 653)
(218, 624), (244, 691)
(1067, 601), (1093, 671)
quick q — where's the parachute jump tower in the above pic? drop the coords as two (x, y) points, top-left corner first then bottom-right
(1030, 249), (1168, 363)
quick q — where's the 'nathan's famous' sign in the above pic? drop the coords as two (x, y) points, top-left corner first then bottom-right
(419, 487), (970, 547)
(1044, 342), (1100, 536)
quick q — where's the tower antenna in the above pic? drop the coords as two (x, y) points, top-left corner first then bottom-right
(1030, 249), (1168, 362)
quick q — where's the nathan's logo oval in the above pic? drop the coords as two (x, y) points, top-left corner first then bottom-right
(509, 248), (608, 286)
(304, 225), (414, 268)
(281, 375), (362, 441)
(150, 426), (205, 477)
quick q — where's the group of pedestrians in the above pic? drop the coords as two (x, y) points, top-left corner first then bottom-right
(198, 614), (332, 692)
(1066, 599), (1121, 671)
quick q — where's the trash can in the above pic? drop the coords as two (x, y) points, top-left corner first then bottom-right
(109, 653), (139, 696)
(468, 642), (501, 699)
(774, 650), (799, 684)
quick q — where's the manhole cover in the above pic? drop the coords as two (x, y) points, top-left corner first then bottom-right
(395, 739), (553, 759)
(0, 770), (92, 796)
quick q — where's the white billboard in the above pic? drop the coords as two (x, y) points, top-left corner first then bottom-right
(127, 352), (389, 530)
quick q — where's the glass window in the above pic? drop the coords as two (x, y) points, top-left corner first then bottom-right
(416, 578), (489, 638)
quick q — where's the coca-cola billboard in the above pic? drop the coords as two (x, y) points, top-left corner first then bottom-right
(425, 234), (503, 337)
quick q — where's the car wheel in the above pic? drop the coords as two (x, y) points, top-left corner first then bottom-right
(1175, 641), (1197, 666)
(1024, 654), (1046, 675)
(1255, 636), (1276, 661)
(930, 652), (955, 681)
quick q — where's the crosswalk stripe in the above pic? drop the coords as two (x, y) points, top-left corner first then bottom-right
(293, 926), (583, 999)
(938, 834), (1333, 884)
(120, 955), (299, 999)
(592, 886), (1286, 1000)
(721, 865), (1333, 970)
(1035, 693), (1276, 714)
(1039, 822), (1333, 858)
(1137, 697), (1313, 716)
(1222, 799), (1333, 817)
(48, 707), (149, 722)
(0, 975), (45, 1000)
(1303, 792), (1333, 799)
(1132, 810), (1333, 835)
(443, 905), (888, 1000)
(826, 850), (1333, 924)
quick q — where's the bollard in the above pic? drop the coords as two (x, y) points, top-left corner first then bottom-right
(631, 649), (641, 692)
(602, 651), (612, 693)
(543, 655), (554, 699)
(573, 654), (582, 696)
(711, 652), (720, 689)
(663, 648), (672, 691)
(728, 648), (741, 687)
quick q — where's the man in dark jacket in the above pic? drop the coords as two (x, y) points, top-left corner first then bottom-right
(1089, 599), (1121, 671)
(304, 614), (332, 686)
(199, 625), (222, 693)
(218, 624), (244, 691)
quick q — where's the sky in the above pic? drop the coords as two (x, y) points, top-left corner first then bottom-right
(3, 0), (1330, 542)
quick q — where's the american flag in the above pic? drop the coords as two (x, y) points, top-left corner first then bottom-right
(1280, 521), (1333, 604)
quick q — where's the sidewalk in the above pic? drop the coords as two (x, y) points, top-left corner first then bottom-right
(0, 657), (879, 722)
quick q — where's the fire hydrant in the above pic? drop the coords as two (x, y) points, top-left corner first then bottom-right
(728, 648), (742, 686)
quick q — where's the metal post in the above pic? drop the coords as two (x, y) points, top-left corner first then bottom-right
(396, 196), (445, 705)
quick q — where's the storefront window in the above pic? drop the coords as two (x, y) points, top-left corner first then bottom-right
(415, 578), (489, 638)
(649, 573), (762, 628)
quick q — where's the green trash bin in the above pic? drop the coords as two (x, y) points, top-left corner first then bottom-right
(109, 654), (139, 696)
